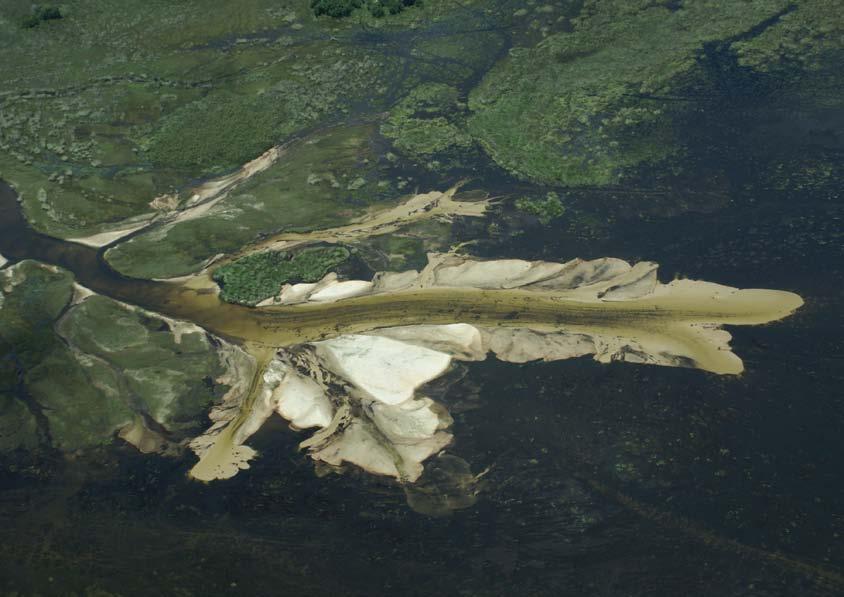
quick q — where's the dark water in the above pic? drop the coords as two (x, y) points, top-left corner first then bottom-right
(0, 182), (165, 301)
(1, 66), (843, 597)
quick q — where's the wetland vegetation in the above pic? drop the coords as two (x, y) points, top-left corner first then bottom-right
(0, 0), (842, 595)
(514, 191), (565, 225)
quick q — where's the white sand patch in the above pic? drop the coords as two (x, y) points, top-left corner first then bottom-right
(370, 397), (450, 442)
(268, 254), (660, 303)
(256, 281), (315, 307)
(274, 369), (333, 430)
(309, 420), (405, 479)
(426, 257), (566, 289)
(71, 283), (96, 304)
(372, 323), (486, 361)
(308, 279), (374, 302)
(372, 269), (419, 292)
(308, 419), (453, 482)
(314, 334), (452, 405)
(68, 219), (153, 248)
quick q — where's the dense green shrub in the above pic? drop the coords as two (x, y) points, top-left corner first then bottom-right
(310, 0), (418, 19)
(311, 0), (362, 18)
(374, 0), (418, 16)
(213, 247), (351, 306)
(22, 5), (63, 29)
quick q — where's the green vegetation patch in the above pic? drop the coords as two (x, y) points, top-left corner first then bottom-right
(381, 83), (474, 165)
(0, 0), (401, 238)
(0, 393), (39, 452)
(0, 261), (74, 452)
(26, 345), (134, 451)
(214, 247), (351, 306)
(21, 5), (62, 29)
(311, 0), (419, 19)
(515, 191), (565, 225)
(0, 261), (232, 453)
(58, 296), (228, 429)
(139, 42), (398, 174)
(0, 0), (512, 240)
(732, 0), (844, 74)
(467, 0), (837, 187)
(106, 125), (399, 279)
(0, 260), (75, 369)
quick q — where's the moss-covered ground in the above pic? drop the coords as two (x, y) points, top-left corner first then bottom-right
(0, 2), (841, 592)
(0, 261), (73, 451)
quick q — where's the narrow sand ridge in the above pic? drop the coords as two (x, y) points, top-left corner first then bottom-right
(68, 220), (153, 248)
(169, 253), (802, 356)
(228, 185), (492, 261)
(68, 135), (302, 248)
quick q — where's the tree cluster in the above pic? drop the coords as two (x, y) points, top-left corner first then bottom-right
(22, 5), (63, 29)
(213, 247), (351, 306)
(310, 0), (419, 19)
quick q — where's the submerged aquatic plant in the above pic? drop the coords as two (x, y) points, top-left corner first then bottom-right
(515, 191), (566, 224)
(381, 83), (475, 166)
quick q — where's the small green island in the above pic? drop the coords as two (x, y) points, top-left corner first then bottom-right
(212, 246), (351, 306)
